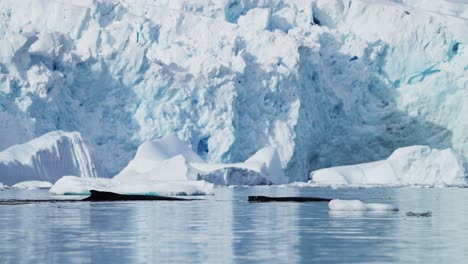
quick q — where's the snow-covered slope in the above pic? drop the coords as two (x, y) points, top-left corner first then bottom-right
(310, 145), (468, 187)
(0, 131), (99, 185)
(0, 0), (466, 181)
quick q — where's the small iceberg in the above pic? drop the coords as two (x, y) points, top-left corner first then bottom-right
(113, 134), (288, 186)
(328, 199), (399, 211)
(11, 181), (53, 190)
(51, 134), (286, 195)
(50, 176), (214, 196)
(311, 145), (467, 187)
(0, 131), (100, 185)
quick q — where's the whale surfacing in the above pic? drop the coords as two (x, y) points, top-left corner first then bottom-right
(248, 196), (332, 202)
(82, 190), (195, 201)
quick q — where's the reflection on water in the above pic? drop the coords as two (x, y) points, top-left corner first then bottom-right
(0, 187), (467, 263)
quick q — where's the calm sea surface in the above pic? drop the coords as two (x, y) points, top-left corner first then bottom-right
(0, 187), (467, 263)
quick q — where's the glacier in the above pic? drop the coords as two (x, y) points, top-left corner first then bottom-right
(0, 130), (99, 185)
(0, 0), (467, 182)
(310, 145), (468, 187)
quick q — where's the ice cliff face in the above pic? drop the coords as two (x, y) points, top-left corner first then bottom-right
(0, 131), (99, 185)
(0, 0), (466, 181)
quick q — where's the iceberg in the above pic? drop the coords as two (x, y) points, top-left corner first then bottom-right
(0, 131), (99, 186)
(311, 145), (468, 187)
(328, 199), (399, 211)
(0, 182), (6, 191)
(51, 134), (285, 196)
(11, 181), (53, 190)
(115, 134), (288, 185)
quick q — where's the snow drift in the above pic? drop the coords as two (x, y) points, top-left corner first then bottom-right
(0, 131), (99, 185)
(311, 145), (468, 187)
(0, 0), (466, 181)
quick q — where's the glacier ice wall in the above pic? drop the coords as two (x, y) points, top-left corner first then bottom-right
(0, 0), (466, 181)
(0, 131), (99, 185)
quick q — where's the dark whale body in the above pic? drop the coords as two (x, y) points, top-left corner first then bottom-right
(82, 190), (195, 201)
(0, 190), (195, 205)
(248, 196), (332, 202)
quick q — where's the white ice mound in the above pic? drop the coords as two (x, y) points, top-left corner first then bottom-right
(115, 135), (204, 182)
(49, 176), (214, 196)
(0, 131), (99, 185)
(0, 183), (6, 191)
(11, 181), (53, 190)
(328, 199), (399, 211)
(116, 135), (287, 185)
(311, 145), (467, 187)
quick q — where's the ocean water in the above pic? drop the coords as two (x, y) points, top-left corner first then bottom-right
(0, 187), (467, 263)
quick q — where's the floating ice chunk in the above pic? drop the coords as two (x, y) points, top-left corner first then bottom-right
(193, 146), (288, 185)
(0, 131), (100, 185)
(49, 176), (214, 196)
(328, 199), (399, 211)
(117, 135), (286, 186)
(11, 181), (53, 190)
(0, 182), (7, 191)
(311, 146), (467, 187)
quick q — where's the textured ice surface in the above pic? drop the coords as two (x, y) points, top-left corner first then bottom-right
(11, 181), (53, 189)
(311, 145), (468, 187)
(0, 0), (466, 181)
(328, 199), (399, 211)
(0, 131), (99, 185)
